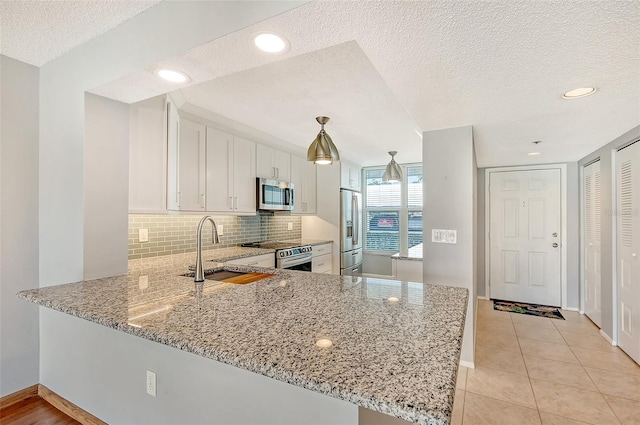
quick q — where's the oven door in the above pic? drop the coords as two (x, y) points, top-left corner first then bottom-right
(277, 252), (312, 271)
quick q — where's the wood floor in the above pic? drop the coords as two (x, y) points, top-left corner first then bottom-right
(0, 395), (80, 425)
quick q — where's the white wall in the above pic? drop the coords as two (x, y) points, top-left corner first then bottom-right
(0, 55), (40, 396)
(83, 94), (130, 280)
(40, 308), (357, 424)
(422, 126), (476, 367)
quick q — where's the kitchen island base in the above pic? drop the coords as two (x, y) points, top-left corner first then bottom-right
(41, 308), (360, 425)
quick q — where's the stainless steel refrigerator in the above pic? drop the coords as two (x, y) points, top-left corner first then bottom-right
(340, 189), (363, 275)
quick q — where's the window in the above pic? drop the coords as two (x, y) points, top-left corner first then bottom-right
(364, 165), (423, 253)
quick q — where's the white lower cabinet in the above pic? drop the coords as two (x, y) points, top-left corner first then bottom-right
(226, 253), (274, 268)
(312, 243), (333, 274)
(392, 258), (423, 282)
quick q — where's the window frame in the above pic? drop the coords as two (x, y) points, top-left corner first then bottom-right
(362, 163), (423, 255)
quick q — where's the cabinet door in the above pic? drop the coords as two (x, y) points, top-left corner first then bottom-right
(290, 155), (317, 214)
(256, 144), (276, 178)
(129, 95), (167, 212)
(312, 254), (332, 274)
(349, 165), (361, 191)
(205, 127), (233, 212)
(178, 119), (206, 211)
(256, 144), (290, 181)
(304, 160), (317, 213)
(232, 136), (257, 213)
(166, 98), (180, 210)
(290, 155), (307, 213)
(275, 149), (291, 181)
(340, 160), (361, 190)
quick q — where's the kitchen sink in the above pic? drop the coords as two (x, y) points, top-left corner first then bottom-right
(181, 269), (274, 284)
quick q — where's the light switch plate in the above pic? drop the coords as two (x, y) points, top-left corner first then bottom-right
(218, 225), (224, 236)
(139, 228), (149, 243)
(287, 222), (293, 231)
(432, 229), (457, 244)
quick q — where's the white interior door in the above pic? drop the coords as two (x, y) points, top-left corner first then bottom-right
(617, 141), (640, 364)
(490, 169), (562, 306)
(584, 161), (602, 328)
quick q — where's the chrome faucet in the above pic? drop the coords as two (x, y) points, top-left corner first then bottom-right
(194, 216), (221, 282)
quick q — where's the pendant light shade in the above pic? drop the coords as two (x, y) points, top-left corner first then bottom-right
(307, 116), (340, 165)
(382, 151), (403, 182)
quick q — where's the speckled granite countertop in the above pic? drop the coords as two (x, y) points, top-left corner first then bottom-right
(392, 243), (424, 261)
(18, 250), (467, 425)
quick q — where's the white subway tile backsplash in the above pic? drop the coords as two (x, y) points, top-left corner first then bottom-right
(128, 212), (302, 260)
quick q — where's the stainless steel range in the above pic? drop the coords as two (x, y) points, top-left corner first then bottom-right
(241, 241), (313, 272)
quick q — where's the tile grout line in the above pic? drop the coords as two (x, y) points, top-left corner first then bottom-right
(512, 316), (546, 425)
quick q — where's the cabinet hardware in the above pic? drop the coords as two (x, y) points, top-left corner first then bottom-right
(552, 242), (559, 248)
(229, 197), (233, 210)
(234, 197), (238, 209)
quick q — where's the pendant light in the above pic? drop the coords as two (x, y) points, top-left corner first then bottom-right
(307, 116), (340, 165)
(382, 151), (403, 182)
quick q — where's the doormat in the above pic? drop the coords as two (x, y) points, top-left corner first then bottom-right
(493, 300), (565, 320)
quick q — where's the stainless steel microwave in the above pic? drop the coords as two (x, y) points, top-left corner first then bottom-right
(257, 178), (294, 211)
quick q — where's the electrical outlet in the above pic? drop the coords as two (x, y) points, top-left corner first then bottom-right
(146, 370), (156, 397)
(139, 228), (149, 243)
(287, 222), (293, 231)
(138, 275), (149, 290)
(218, 225), (224, 236)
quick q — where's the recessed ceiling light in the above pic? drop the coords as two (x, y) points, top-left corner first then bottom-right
(254, 32), (289, 53)
(155, 69), (190, 83)
(562, 87), (597, 99)
(527, 152), (542, 156)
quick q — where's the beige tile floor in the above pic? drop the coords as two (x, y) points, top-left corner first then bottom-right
(452, 299), (640, 425)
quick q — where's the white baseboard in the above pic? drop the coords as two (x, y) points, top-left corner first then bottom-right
(477, 296), (489, 300)
(599, 329), (618, 346)
(459, 360), (475, 369)
(563, 307), (580, 312)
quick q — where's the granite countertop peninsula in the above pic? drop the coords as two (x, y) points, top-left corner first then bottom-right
(18, 249), (467, 425)
(392, 243), (424, 261)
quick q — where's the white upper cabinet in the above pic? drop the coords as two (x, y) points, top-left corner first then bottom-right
(176, 118), (206, 211)
(205, 127), (232, 212)
(206, 126), (256, 213)
(340, 159), (361, 191)
(257, 144), (291, 181)
(290, 155), (317, 214)
(166, 96), (180, 210)
(129, 95), (168, 213)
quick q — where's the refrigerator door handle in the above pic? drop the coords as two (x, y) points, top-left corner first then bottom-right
(352, 195), (359, 245)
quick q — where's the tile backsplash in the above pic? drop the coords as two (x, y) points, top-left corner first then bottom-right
(128, 213), (302, 260)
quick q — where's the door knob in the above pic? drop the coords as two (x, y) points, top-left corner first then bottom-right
(552, 243), (559, 248)
(552, 232), (558, 237)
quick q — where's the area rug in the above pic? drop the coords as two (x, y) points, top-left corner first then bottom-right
(493, 300), (565, 320)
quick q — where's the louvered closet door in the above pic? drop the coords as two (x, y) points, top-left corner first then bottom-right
(617, 141), (640, 364)
(584, 161), (602, 328)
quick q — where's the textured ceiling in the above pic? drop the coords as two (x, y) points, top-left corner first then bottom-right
(33, 1), (640, 167)
(178, 41), (422, 164)
(0, 0), (160, 66)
